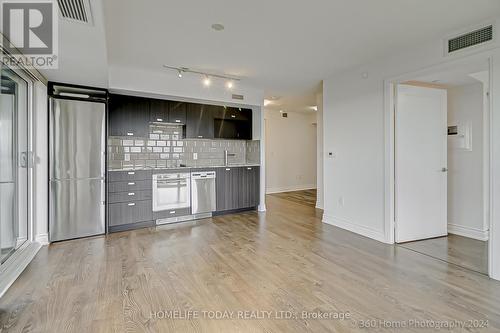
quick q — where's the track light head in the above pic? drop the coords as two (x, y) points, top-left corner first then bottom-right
(203, 76), (211, 86)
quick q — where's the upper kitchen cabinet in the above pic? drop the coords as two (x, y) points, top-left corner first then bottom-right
(149, 99), (169, 123)
(186, 103), (214, 139)
(169, 101), (187, 124)
(109, 94), (150, 137)
(214, 107), (252, 140)
(224, 107), (251, 121)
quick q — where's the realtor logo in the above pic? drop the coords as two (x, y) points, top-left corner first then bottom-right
(1, 1), (58, 68)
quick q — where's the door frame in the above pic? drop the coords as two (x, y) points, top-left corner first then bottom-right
(0, 61), (35, 251)
(383, 53), (494, 277)
(0, 40), (47, 296)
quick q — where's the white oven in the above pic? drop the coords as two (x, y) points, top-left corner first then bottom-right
(152, 172), (191, 212)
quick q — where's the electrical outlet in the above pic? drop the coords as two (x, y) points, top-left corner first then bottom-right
(193, 153), (198, 160)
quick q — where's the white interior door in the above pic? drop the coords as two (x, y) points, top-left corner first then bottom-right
(395, 84), (448, 243)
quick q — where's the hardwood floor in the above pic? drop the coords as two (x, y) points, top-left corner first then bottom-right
(399, 234), (488, 275)
(1, 193), (500, 332)
(270, 189), (317, 207)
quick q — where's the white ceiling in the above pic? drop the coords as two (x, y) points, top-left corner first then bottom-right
(44, 0), (500, 110)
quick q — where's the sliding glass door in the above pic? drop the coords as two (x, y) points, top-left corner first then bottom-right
(0, 63), (29, 263)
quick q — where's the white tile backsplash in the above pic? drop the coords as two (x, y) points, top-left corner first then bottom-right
(108, 123), (260, 169)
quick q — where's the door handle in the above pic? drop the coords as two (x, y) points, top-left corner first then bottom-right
(20, 152), (28, 168)
(441, 168), (448, 172)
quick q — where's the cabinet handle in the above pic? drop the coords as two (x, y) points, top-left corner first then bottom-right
(169, 211), (176, 214)
(175, 119), (181, 123)
(127, 203), (136, 207)
(198, 135), (203, 138)
(127, 182), (135, 185)
(247, 167), (252, 170)
(226, 168), (231, 171)
(156, 118), (163, 122)
(127, 171), (135, 175)
(231, 115), (236, 118)
(127, 132), (134, 136)
(128, 192), (135, 196)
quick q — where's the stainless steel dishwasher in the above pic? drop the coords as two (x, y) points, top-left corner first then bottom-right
(191, 171), (216, 217)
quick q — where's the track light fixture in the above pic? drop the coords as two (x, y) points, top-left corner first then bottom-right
(163, 65), (240, 89)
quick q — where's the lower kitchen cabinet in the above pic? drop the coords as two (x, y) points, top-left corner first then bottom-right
(107, 170), (154, 231)
(216, 167), (240, 211)
(216, 166), (260, 212)
(239, 166), (260, 208)
(108, 200), (153, 227)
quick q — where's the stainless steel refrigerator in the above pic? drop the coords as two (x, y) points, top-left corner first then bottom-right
(49, 96), (106, 242)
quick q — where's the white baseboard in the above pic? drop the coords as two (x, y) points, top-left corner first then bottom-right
(258, 204), (267, 212)
(266, 184), (316, 194)
(315, 201), (324, 210)
(448, 223), (489, 241)
(35, 233), (49, 245)
(323, 213), (389, 243)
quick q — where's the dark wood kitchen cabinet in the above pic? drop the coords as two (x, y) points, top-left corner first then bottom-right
(149, 98), (169, 123)
(213, 107), (253, 140)
(169, 101), (187, 124)
(107, 170), (154, 232)
(109, 94), (150, 137)
(216, 166), (260, 212)
(239, 166), (260, 208)
(216, 167), (240, 211)
(186, 103), (214, 139)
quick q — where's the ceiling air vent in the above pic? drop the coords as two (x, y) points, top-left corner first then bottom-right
(448, 25), (493, 54)
(57, 0), (93, 25)
(232, 94), (244, 100)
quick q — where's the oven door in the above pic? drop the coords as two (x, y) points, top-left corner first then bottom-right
(152, 174), (191, 212)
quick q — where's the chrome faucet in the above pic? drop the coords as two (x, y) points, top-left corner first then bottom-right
(224, 150), (236, 166)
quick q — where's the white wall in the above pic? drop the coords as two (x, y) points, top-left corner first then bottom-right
(447, 83), (488, 240)
(264, 110), (317, 193)
(316, 89), (324, 209)
(39, 0), (109, 87)
(323, 18), (500, 280)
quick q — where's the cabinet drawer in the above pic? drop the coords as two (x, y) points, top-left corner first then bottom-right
(108, 170), (152, 182)
(108, 180), (151, 192)
(108, 190), (152, 204)
(108, 200), (153, 226)
(153, 207), (191, 220)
